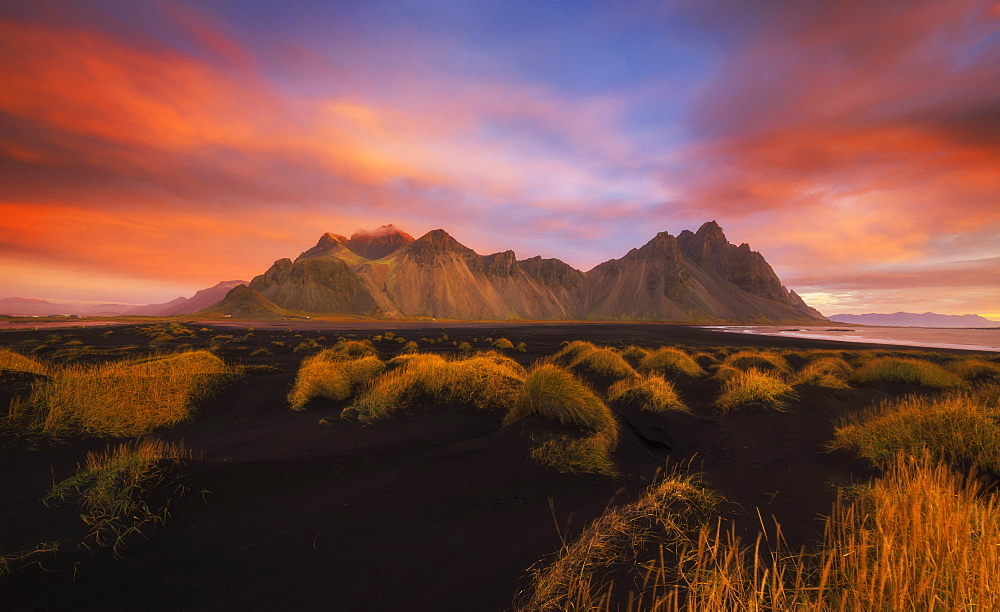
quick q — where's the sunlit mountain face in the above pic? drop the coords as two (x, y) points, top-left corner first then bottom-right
(1, 1), (995, 319)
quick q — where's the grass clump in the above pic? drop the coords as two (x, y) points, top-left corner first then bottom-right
(553, 341), (635, 380)
(506, 364), (619, 474)
(632, 455), (1000, 610)
(45, 438), (191, 556)
(287, 350), (385, 411)
(8, 351), (230, 437)
(947, 357), (1000, 381)
(608, 373), (688, 413)
(721, 350), (790, 374)
(0, 348), (47, 376)
(850, 356), (962, 389)
(638, 347), (706, 378)
(525, 470), (719, 610)
(293, 338), (322, 353)
(492, 337), (515, 350)
(619, 345), (649, 368)
(344, 351), (526, 423)
(830, 383), (1000, 472)
(715, 368), (798, 413)
(793, 356), (852, 389)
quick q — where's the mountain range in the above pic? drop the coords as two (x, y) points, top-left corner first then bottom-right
(223, 221), (825, 322)
(0, 281), (247, 317)
(827, 312), (1000, 328)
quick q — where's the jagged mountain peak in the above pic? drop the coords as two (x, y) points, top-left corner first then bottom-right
(405, 229), (475, 256)
(346, 224), (415, 260)
(298, 233), (350, 260)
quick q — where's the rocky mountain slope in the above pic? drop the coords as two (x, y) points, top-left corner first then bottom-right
(127, 280), (248, 315)
(228, 222), (824, 322)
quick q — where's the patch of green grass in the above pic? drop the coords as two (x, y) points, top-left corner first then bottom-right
(715, 368), (798, 413)
(850, 356), (963, 389)
(608, 373), (688, 412)
(830, 383), (1000, 472)
(638, 347), (706, 378)
(8, 351), (231, 437)
(45, 438), (191, 556)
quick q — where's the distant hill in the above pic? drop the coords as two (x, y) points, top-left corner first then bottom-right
(196, 284), (294, 319)
(0, 297), (140, 316)
(244, 221), (825, 322)
(828, 312), (1000, 328)
(127, 281), (247, 315)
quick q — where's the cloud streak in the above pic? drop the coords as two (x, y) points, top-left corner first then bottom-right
(0, 1), (995, 314)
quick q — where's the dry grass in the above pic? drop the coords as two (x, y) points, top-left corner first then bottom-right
(524, 470), (719, 610)
(529, 456), (1000, 611)
(493, 337), (515, 350)
(830, 383), (1000, 472)
(608, 374), (688, 413)
(850, 356), (962, 389)
(715, 368), (798, 413)
(0, 348), (47, 375)
(639, 347), (706, 378)
(793, 357), (852, 389)
(344, 350), (526, 423)
(620, 346), (650, 368)
(553, 341), (636, 380)
(45, 438), (191, 556)
(721, 350), (790, 374)
(507, 363), (620, 474)
(947, 357), (1000, 381)
(8, 351), (230, 437)
(287, 350), (385, 411)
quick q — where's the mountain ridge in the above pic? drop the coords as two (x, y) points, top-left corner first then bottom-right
(828, 312), (1000, 328)
(239, 222), (826, 322)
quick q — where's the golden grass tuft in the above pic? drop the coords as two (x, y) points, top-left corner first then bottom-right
(287, 350), (385, 411)
(492, 337), (515, 350)
(830, 383), (1000, 472)
(507, 363), (620, 474)
(850, 356), (962, 389)
(947, 357), (1000, 381)
(8, 351), (230, 437)
(619, 345), (650, 368)
(344, 351), (526, 423)
(715, 368), (798, 413)
(721, 350), (790, 374)
(639, 347), (706, 378)
(530, 456), (1000, 610)
(525, 470), (719, 610)
(608, 374), (688, 413)
(552, 341), (635, 380)
(793, 356), (852, 389)
(0, 348), (47, 375)
(45, 437), (191, 556)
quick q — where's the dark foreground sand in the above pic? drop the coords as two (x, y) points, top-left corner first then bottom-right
(0, 323), (994, 610)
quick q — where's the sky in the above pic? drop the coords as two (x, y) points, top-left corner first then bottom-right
(1, 0), (997, 317)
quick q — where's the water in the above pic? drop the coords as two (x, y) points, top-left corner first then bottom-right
(701, 325), (1000, 352)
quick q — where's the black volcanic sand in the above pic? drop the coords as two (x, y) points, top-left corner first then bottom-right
(0, 323), (992, 610)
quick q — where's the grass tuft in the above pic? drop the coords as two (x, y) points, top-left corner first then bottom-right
(850, 356), (962, 389)
(638, 347), (706, 378)
(287, 350), (385, 411)
(344, 351), (526, 422)
(830, 383), (1000, 472)
(947, 357), (1000, 381)
(8, 351), (230, 437)
(608, 373), (688, 413)
(715, 368), (798, 413)
(492, 337), (515, 350)
(45, 438), (191, 556)
(0, 348), (47, 376)
(793, 356), (852, 388)
(721, 350), (790, 374)
(525, 470), (719, 610)
(507, 363), (619, 474)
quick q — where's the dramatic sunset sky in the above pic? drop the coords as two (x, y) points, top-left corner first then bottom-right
(1, 1), (996, 317)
